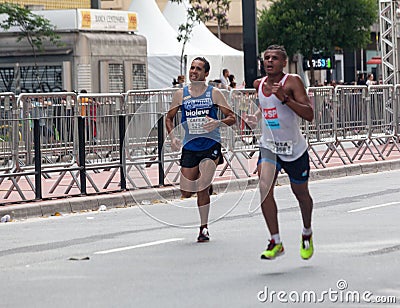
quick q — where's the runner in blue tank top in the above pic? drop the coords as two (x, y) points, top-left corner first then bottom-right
(166, 57), (236, 242)
(246, 45), (315, 260)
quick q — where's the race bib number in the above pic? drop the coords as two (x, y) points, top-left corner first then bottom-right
(265, 140), (293, 155)
(187, 117), (208, 134)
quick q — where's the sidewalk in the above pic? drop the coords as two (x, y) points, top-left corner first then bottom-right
(1, 144), (400, 221)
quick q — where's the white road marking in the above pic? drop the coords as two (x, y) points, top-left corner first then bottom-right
(94, 238), (184, 255)
(348, 202), (400, 213)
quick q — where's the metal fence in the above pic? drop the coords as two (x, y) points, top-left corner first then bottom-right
(0, 85), (399, 204)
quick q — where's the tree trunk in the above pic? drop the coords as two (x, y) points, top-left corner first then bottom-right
(180, 41), (187, 75)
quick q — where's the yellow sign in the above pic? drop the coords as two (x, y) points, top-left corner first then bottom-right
(81, 10), (91, 29)
(128, 13), (137, 31)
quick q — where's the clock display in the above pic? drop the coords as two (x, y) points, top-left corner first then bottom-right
(303, 56), (333, 70)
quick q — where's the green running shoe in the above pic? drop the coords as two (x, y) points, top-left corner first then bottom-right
(300, 234), (314, 260)
(261, 240), (284, 260)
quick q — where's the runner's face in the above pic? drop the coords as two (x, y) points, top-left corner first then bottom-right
(263, 50), (287, 75)
(189, 60), (208, 82)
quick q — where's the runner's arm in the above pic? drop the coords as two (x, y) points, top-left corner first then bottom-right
(280, 75), (314, 122)
(203, 88), (236, 131)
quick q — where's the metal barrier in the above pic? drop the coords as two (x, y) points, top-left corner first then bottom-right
(384, 85), (400, 155)
(16, 93), (78, 199)
(221, 88), (259, 177)
(74, 93), (125, 193)
(0, 93), (30, 200)
(0, 85), (399, 205)
(19, 93), (77, 167)
(306, 86), (335, 168)
(122, 89), (177, 189)
(0, 93), (18, 173)
(360, 85), (396, 159)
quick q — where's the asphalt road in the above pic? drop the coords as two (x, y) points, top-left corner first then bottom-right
(1, 170), (400, 308)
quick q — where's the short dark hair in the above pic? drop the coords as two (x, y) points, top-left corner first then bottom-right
(193, 57), (210, 73)
(265, 45), (288, 60)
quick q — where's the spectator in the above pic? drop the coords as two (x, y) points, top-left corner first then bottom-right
(228, 74), (237, 89)
(220, 68), (230, 88)
(366, 73), (375, 86)
(357, 73), (367, 85)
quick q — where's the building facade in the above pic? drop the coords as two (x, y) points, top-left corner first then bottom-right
(0, 9), (147, 93)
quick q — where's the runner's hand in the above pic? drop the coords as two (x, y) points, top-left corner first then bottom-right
(203, 116), (220, 132)
(170, 137), (181, 152)
(244, 114), (258, 129)
(272, 82), (286, 102)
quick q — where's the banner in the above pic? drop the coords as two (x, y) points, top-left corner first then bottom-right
(78, 9), (137, 32)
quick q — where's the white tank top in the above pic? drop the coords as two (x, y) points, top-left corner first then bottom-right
(257, 74), (307, 162)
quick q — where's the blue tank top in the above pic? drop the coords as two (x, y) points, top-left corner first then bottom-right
(181, 85), (220, 151)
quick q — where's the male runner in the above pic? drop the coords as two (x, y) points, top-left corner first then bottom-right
(246, 45), (315, 260)
(165, 57), (235, 242)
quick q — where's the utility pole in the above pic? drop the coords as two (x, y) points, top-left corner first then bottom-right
(242, 0), (258, 88)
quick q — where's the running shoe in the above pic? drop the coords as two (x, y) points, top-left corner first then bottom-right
(300, 234), (314, 260)
(197, 227), (210, 242)
(260, 239), (284, 260)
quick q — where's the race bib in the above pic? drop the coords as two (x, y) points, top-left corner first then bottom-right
(265, 140), (293, 155)
(187, 117), (208, 134)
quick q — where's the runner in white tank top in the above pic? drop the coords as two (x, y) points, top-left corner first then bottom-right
(257, 73), (308, 161)
(245, 45), (315, 261)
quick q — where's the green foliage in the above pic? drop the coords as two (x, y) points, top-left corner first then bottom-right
(258, 0), (377, 59)
(191, 0), (231, 30)
(0, 2), (62, 55)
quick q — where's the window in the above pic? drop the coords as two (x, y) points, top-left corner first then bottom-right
(132, 63), (146, 90)
(108, 63), (124, 93)
(0, 65), (63, 93)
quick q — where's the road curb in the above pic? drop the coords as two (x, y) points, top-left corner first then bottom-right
(1, 159), (400, 221)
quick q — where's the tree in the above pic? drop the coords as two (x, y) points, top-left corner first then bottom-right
(257, 0), (377, 85)
(169, 0), (231, 75)
(0, 3), (62, 92)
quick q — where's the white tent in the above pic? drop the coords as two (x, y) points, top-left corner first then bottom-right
(163, 0), (244, 85)
(128, 0), (244, 89)
(128, 0), (201, 89)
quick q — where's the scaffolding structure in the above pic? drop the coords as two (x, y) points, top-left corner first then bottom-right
(380, 0), (400, 84)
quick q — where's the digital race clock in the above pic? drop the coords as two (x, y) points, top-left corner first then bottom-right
(303, 56), (333, 70)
